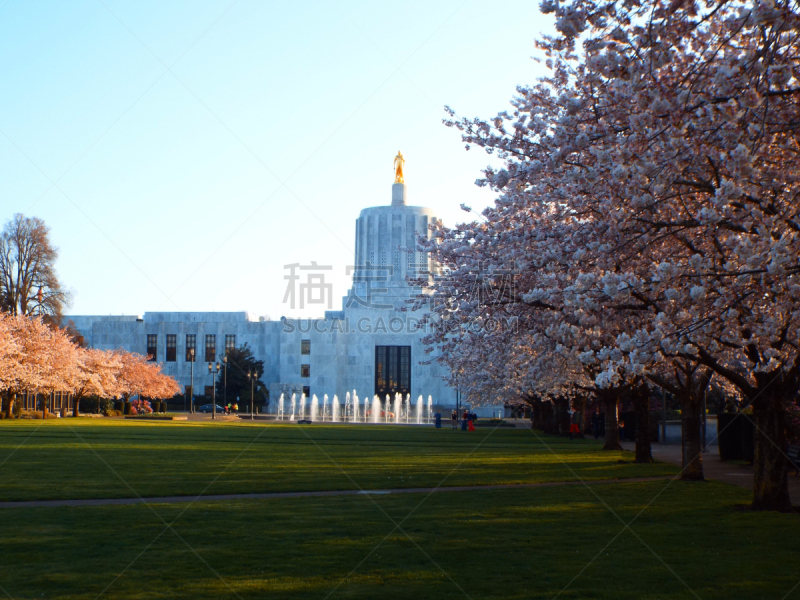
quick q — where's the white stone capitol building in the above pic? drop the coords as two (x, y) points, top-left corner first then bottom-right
(70, 169), (456, 409)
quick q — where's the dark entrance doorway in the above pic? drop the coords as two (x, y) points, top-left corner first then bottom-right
(375, 346), (411, 397)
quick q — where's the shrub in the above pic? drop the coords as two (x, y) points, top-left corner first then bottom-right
(19, 410), (56, 420)
(79, 397), (101, 415)
(103, 409), (122, 417)
(123, 401), (132, 415)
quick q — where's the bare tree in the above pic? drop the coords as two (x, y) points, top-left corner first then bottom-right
(0, 214), (70, 322)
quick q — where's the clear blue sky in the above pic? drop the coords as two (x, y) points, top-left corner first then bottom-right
(0, 0), (554, 319)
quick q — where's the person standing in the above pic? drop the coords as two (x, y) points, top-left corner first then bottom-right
(435, 411), (442, 429)
(451, 409), (457, 429)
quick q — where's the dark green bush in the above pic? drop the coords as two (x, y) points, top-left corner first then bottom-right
(78, 396), (101, 415)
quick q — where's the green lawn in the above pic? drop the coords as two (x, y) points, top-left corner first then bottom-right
(0, 420), (676, 501)
(0, 420), (797, 599)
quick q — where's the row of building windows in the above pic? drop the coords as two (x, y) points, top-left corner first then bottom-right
(188, 384), (313, 399)
(145, 336), (313, 363)
(146, 334), (237, 363)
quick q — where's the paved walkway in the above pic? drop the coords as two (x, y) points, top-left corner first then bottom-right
(621, 441), (800, 504)
(0, 476), (673, 509)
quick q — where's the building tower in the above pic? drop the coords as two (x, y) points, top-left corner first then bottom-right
(346, 155), (439, 310)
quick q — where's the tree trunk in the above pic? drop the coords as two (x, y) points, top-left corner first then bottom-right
(532, 399), (543, 430)
(680, 396), (704, 481)
(633, 391), (653, 463)
(751, 393), (791, 511)
(2, 392), (13, 419)
(573, 396), (587, 437)
(555, 397), (570, 435)
(602, 395), (621, 451)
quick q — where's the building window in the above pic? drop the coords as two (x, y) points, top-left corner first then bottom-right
(375, 345), (411, 396)
(185, 385), (193, 398)
(146, 335), (157, 361)
(302, 386), (310, 398)
(205, 334), (216, 363)
(166, 334), (176, 362)
(186, 334), (196, 362)
(225, 334), (236, 353)
(301, 340), (310, 355)
(301, 364), (310, 378)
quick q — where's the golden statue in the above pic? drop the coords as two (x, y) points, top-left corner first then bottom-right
(393, 151), (405, 183)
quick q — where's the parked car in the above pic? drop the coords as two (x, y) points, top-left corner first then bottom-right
(197, 404), (224, 414)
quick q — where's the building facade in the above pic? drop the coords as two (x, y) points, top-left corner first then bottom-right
(69, 180), (457, 410)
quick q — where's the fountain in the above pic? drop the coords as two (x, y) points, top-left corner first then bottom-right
(372, 395), (380, 423)
(279, 388), (437, 426)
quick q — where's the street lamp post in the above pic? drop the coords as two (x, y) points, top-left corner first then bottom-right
(223, 354), (228, 411)
(247, 371), (255, 420)
(208, 362), (220, 419)
(189, 348), (195, 414)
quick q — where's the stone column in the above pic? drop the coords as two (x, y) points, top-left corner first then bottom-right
(391, 183), (407, 206)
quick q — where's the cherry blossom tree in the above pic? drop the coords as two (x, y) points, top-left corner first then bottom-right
(0, 313), (179, 419)
(426, 0), (800, 509)
(1, 313), (77, 417)
(0, 312), (20, 398)
(114, 351), (180, 405)
(68, 348), (121, 417)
